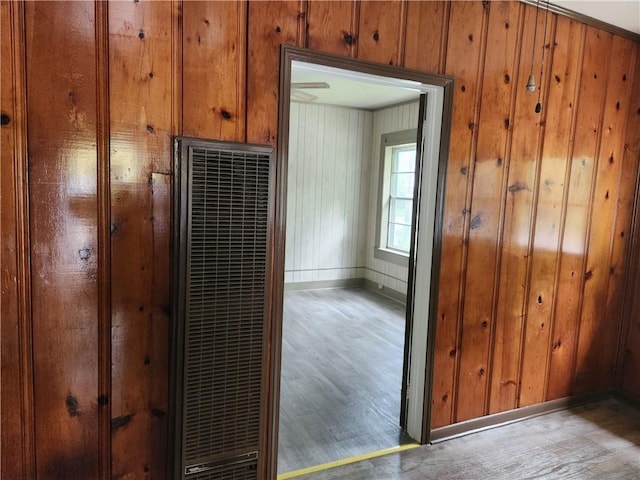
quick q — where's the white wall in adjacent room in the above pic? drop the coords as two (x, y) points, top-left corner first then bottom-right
(285, 102), (373, 283)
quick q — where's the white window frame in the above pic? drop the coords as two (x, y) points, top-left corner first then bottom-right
(374, 129), (418, 267)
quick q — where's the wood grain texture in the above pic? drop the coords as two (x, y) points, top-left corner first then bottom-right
(403, 1), (449, 74)
(431, 2), (488, 428)
(95, 2), (111, 477)
(490, 4), (547, 414)
(25, 1), (100, 477)
(617, 52), (640, 401)
(574, 34), (636, 395)
(306, 0), (356, 57)
(108, 1), (173, 478)
(356, 0), (405, 66)
(546, 26), (609, 401)
(279, 288), (407, 473)
(519, 16), (583, 407)
(182, 1), (246, 141)
(294, 398), (640, 480)
(3, 2), (640, 476)
(431, 0), (487, 429)
(1, 2), (34, 478)
(247, 0), (304, 146)
(456, 1), (522, 422)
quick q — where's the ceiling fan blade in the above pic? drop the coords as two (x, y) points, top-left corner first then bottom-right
(291, 90), (318, 102)
(290, 82), (330, 89)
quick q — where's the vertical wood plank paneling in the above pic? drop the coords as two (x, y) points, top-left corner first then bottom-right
(431, 0), (487, 429)
(94, 2), (111, 477)
(26, 1), (100, 477)
(247, 1), (304, 146)
(606, 43), (639, 391)
(4, 3), (640, 474)
(108, 1), (173, 477)
(518, 16), (583, 407)
(356, 0), (404, 66)
(403, 1), (449, 74)
(182, 1), (246, 141)
(306, 0), (356, 57)
(574, 34), (636, 394)
(1, 2), (34, 478)
(0, 4), (22, 476)
(546, 26), (609, 400)
(455, 1), (521, 422)
(489, 4), (547, 413)
(284, 105), (376, 284)
(617, 56), (640, 399)
(621, 261), (640, 397)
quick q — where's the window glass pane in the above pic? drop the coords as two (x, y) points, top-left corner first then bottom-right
(389, 198), (413, 225)
(392, 148), (416, 173)
(387, 223), (411, 252)
(390, 172), (414, 197)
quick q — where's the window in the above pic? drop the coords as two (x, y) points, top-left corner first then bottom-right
(375, 129), (418, 266)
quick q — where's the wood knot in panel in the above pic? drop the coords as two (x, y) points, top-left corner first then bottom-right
(66, 395), (80, 417)
(508, 182), (528, 193)
(342, 31), (355, 45)
(111, 414), (133, 430)
(470, 214), (482, 230)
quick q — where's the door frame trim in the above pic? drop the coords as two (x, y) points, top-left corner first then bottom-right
(268, 45), (454, 478)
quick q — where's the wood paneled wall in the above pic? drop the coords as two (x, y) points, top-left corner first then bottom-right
(617, 56), (640, 402)
(285, 103), (372, 284)
(1, 1), (639, 477)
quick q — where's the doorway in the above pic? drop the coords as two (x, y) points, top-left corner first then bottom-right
(270, 46), (454, 477)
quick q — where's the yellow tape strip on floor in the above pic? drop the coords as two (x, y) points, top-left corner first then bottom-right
(277, 442), (421, 479)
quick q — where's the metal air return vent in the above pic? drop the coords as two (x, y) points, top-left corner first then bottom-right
(170, 137), (274, 479)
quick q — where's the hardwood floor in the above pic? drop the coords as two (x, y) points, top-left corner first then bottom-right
(278, 287), (410, 474)
(293, 397), (640, 479)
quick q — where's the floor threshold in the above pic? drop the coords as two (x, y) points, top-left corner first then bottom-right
(277, 443), (421, 480)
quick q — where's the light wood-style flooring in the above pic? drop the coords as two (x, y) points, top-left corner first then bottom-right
(295, 397), (640, 479)
(278, 288), (410, 474)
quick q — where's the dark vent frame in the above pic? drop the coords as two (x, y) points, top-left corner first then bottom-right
(170, 137), (275, 480)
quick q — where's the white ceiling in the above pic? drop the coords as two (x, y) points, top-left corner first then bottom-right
(291, 62), (420, 110)
(552, 1), (640, 35)
(290, 1), (639, 110)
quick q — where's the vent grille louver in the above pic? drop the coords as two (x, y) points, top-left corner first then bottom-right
(172, 139), (273, 479)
